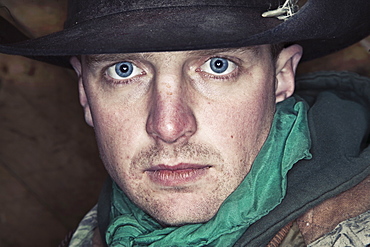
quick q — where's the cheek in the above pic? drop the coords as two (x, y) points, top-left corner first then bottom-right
(202, 105), (268, 157)
(198, 81), (276, 162)
(89, 102), (144, 168)
(92, 108), (149, 189)
(203, 94), (274, 138)
(94, 108), (129, 142)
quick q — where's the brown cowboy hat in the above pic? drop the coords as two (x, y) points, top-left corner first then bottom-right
(0, 0), (369, 67)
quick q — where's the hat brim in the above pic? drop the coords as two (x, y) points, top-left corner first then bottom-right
(0, 0), (369, 67)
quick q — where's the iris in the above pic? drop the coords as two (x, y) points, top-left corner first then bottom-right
(210, 58), (229, 74)
(115, 62), (134, 78)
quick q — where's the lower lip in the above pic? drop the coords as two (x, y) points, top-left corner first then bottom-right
(146, 166), (210, 187)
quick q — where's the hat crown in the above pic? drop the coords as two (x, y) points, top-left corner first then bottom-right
(65, 0), (280, 27)
(1, 0), (368, 65)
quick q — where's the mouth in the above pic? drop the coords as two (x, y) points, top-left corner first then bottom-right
(145, 163), (212, 187)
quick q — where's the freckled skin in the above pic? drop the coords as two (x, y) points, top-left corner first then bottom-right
(72, 45), (299, 226)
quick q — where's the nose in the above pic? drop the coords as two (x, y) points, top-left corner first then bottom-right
(146, 82), (197, 144)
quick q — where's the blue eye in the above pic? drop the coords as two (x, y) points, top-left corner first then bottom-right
(200, 57), (237, 76)
(106, 61), (143, 80)
(210, 58), (229, 74)
(115, 62), (133, 77)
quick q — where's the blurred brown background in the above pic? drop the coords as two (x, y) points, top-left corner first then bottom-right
(0, 0), (369, 246)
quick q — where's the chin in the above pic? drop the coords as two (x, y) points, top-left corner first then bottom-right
(154, 210), (216, 227)
(143, 195), (221, 226)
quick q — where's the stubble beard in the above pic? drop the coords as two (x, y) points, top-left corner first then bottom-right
(106, 142), (251, 226)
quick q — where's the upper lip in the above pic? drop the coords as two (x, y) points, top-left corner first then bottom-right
(146, 163), (211, 171)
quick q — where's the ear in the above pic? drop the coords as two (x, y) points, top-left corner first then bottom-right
(274, 44), (303, 103)
(70, 56), (94, 127)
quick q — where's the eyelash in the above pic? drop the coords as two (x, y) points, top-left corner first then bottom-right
(101, 56), (240, 86)
(196, 56), (240, 81)
(102, 63), (146, 86)
(103, 74), (145, 86)
(196, 68), (239, 81)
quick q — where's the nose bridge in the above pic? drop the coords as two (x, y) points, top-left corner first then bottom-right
(146, 72), (197, 144)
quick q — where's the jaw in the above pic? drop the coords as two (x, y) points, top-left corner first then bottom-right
(115, 164), (247, 226)
(134, 187), (224, 226)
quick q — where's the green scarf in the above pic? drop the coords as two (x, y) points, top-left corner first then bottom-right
(106, 97), (312, 246)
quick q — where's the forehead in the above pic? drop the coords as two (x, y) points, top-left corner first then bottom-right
(83, 46), (268, 65)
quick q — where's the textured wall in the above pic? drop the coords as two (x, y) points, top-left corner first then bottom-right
(0, 1), (107, 246)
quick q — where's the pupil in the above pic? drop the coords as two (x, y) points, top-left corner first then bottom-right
(120, 64), (129, 72)
(215, 60), (223, 68)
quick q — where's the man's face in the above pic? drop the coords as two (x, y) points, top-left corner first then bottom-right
(72, 45), (298, 225)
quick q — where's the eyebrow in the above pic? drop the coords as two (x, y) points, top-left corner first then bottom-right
(84, 53), (151, 66)
(186, 46), (261, 57)
(84, 46), (261, 67)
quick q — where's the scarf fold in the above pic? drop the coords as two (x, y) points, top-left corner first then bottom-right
(106, 97), (312, 246)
